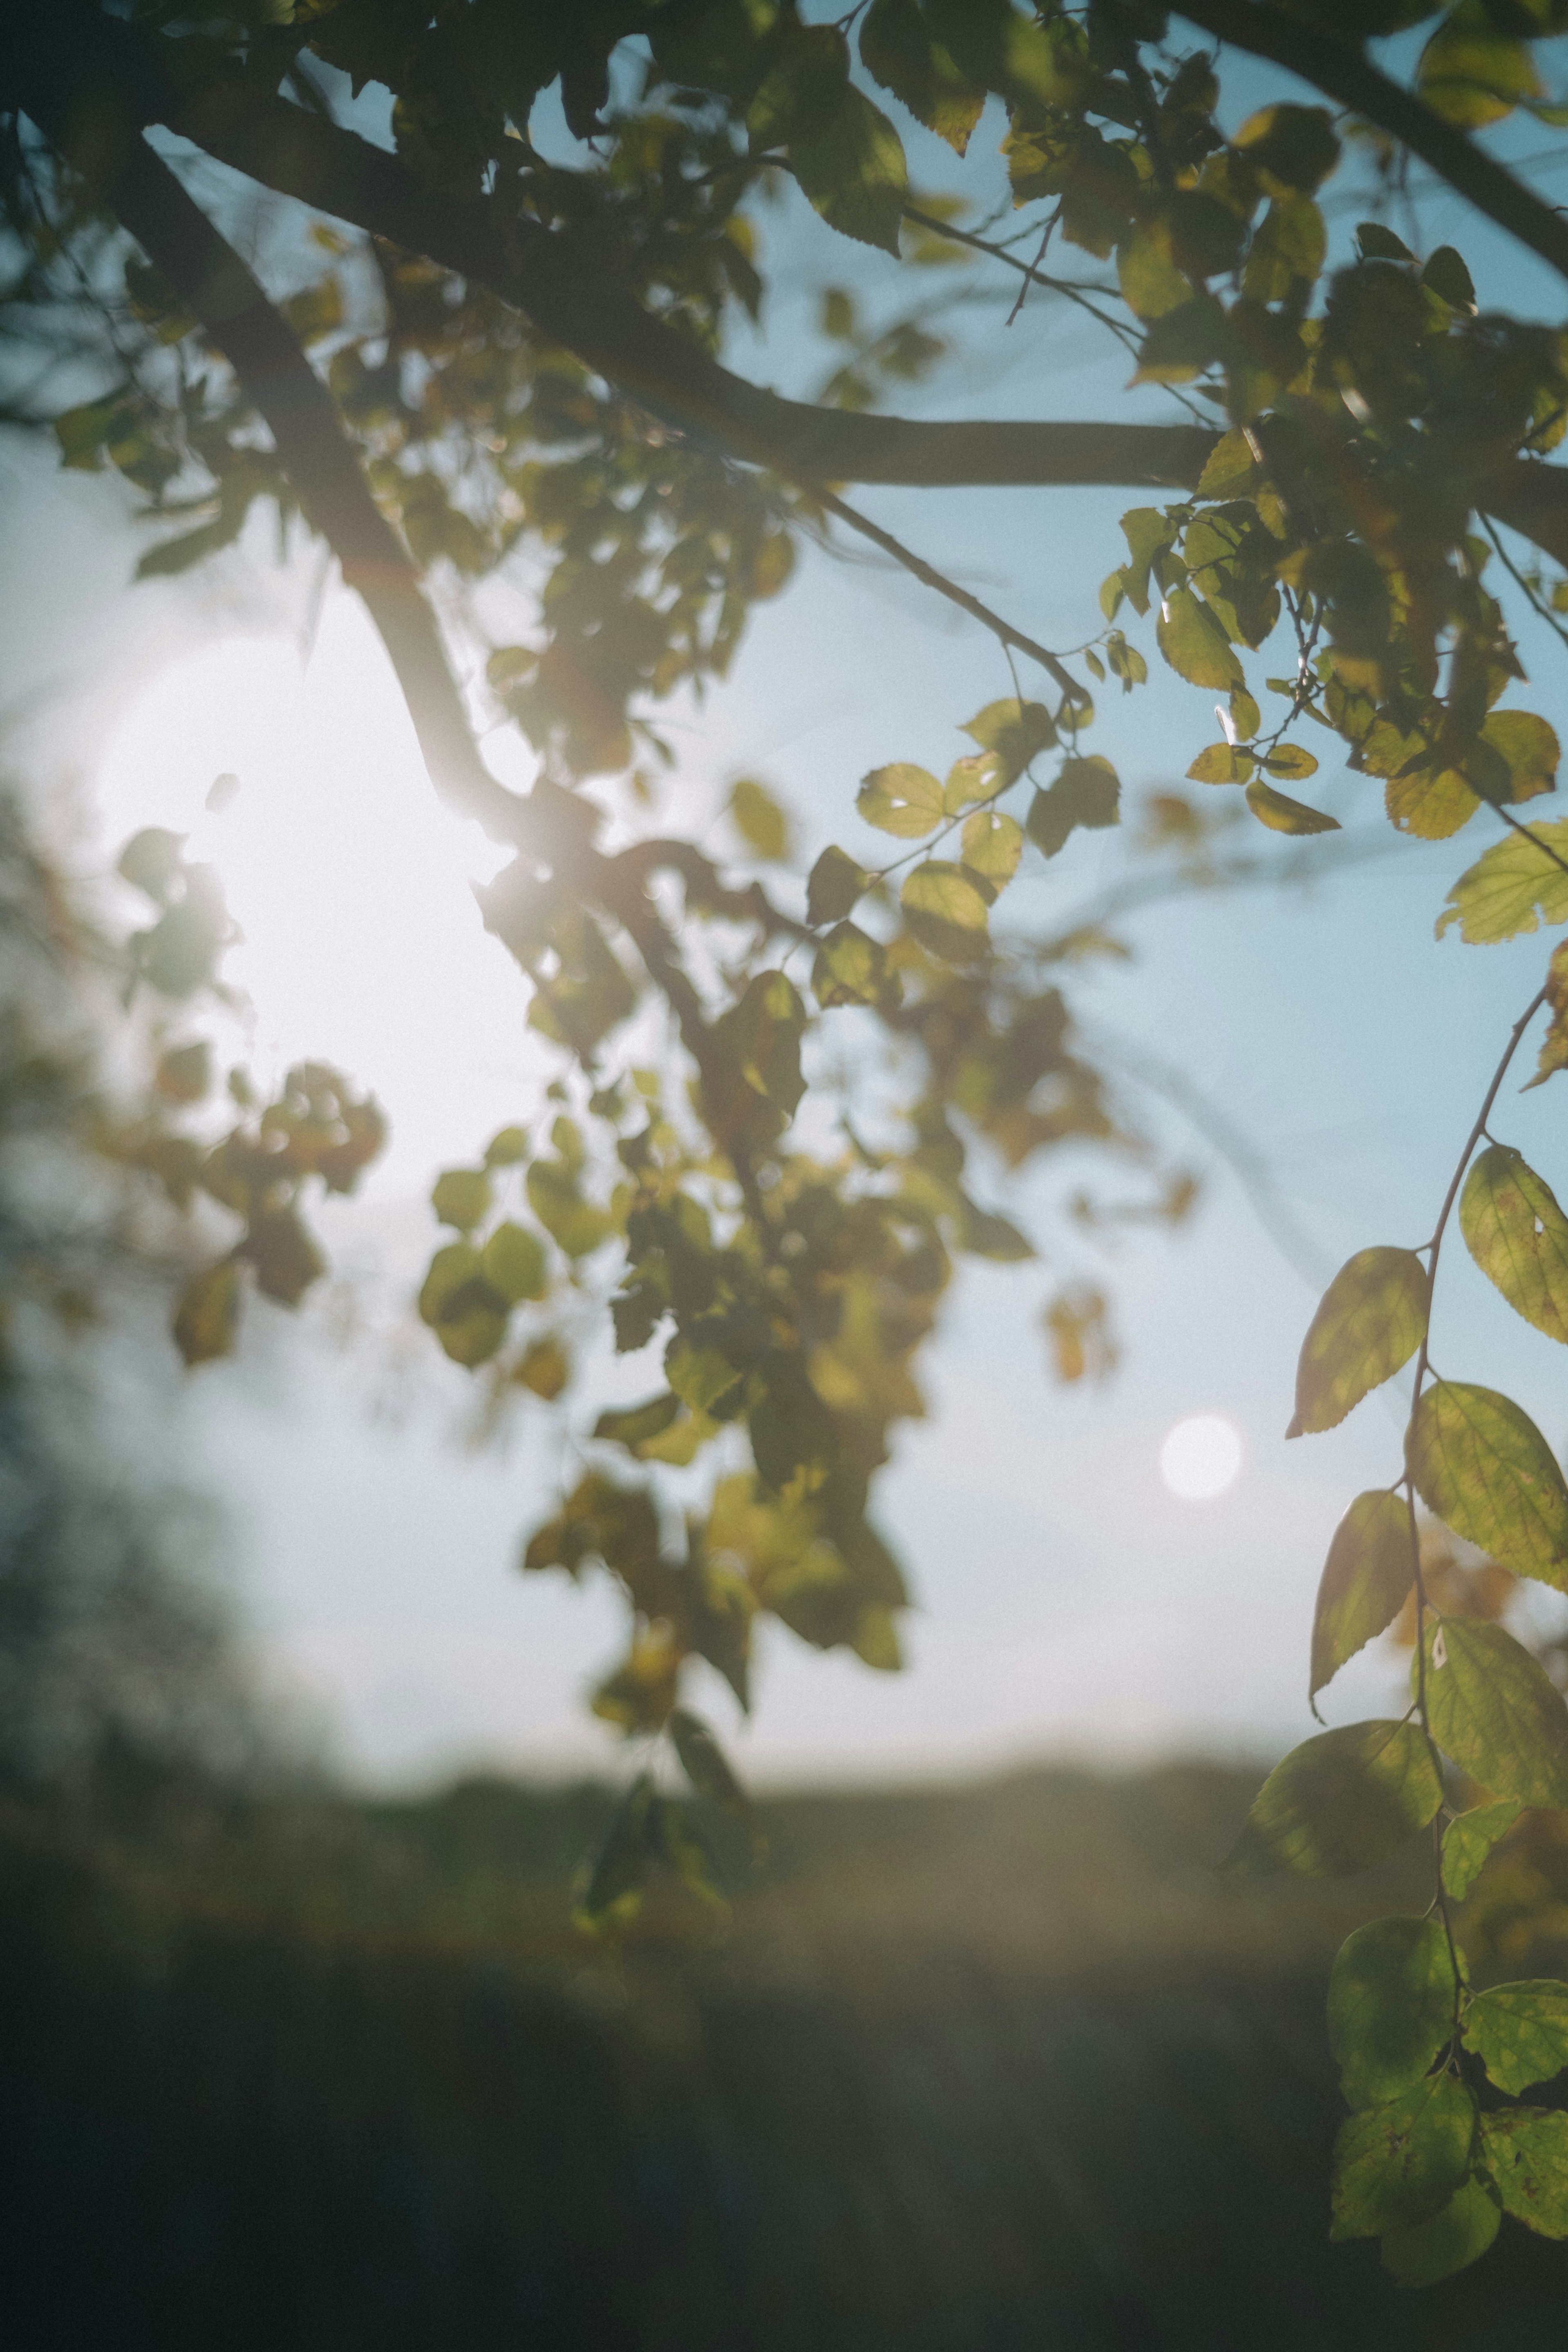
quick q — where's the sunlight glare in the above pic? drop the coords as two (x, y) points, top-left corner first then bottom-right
(1159, 1414), (1243, 1502)
(96, 601), (532, 1185)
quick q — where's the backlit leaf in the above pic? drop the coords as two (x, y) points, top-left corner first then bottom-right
(1525, 939), (1568, 1089)
(1419, 1617), (1568, 1807)
(527, 1161), (612, 1258)
(1329, 1915), (1458, 2110)
(1463, 1981), (1568, 2094)
(1481, 709), (1559, 803)
(1262, 742), (1319, 781)
(1156, 588), (1244, 690)
(1407, 1381), (1568, 1588)
(1026, 756), (1120, 858)
(431, 1167), (492, 1232)
(1118, 217), (1190, 322)
(1330, 2074), (1477, 2239)
(1418, 9), (1541, 128)
(729, 777), (791, 861)
(1442, 1797), (1522, 1901)
(1234, 102), (1341, 194)
(806, 844), (867, 926)
(1480, 2107), (1568, 2236)
(482, 1221), (549, 1304)
(813, 920), (891, 1008)
(1459, 1144), (1568, 1342)
(1223, 1719), (1442, 1880)
(793, 85), (909, 256)
(1310, 1489), (1414, 1708)
(594, 1393), (683, 1453)
(1379, 2178), (1501, 2287)
(901, 861), (991, 962)
(858, 762), (944, 837)
(571, 1773), (654, 1935)
(961, 696), (1057, 778)
(1187, 742), (1254, 784)
(859, 0), (984, 156)
(1422, 245), (1477, 316)
(172, 1258), (242, 1366)
(1246, 778), (1339, 834)
(1436, 822), (1568, 943)
(516, 1334), (569, 1398)
(960, 809), (1022, 887)
(669, 1707), (753, 1820)
(1288, 1246), (1428, 1437)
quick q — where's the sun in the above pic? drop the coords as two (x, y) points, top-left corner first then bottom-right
(93, 604), (536, 1183)
(1159, 1414), (1243, 1502)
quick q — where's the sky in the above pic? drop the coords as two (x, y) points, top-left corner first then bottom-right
(4, 46), (1568, 1791)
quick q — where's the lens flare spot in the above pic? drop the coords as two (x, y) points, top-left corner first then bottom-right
(1160, 1414), (1243, 1501)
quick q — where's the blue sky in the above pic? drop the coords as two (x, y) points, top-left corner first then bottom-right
(4, 44), (1568, 1787)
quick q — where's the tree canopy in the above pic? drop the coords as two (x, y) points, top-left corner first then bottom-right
(9, 0), (1568, 2286)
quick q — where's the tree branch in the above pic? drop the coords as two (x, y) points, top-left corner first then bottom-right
(9, 9), (1568, 577)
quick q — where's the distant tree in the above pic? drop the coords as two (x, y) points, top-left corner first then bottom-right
(8, 0), (1568, 2278)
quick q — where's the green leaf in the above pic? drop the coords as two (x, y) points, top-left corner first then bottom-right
(943, 753), (1003, 813)
(666, 1336), (747, 1419)
(729, 777), (791, 861)
(1442, 1797), (1523, 1901)
(1328, 1915), (1458, 2110)
(1379, 2178), (1501, 2287)
(1481, 2107), (1568, 2236)
(1481, 709), (1559, 804)
(1460, 1144), (1568, 1343)
(806, 844), (867, 926)
(961, 696), (1057, 778)
(1287, 1246), (1428, 1438)
(730, 969), (808, 1114)
(1356, 222), (1414, 264)
(960, 809), (1023, 888)
(1223, 1720), (1442, 1880)
(1234, 102), (1341, 194)
(431, 1167), (492, 1232)
(1118, 217), (1191, 322)
(571, 1773), (654, 1936)
(1330, 2074), (1477, 2239)
(813, 920), (891, 1009)
(1423, 245), (1477, 315)
(1407, 1380), (1568, 1588)
(668, 1707), (753, 1819)
(1245, 778), (1340, 834)
(594, 1392), (683, 1452)
(481, 1220), (548, 1304)
(1262, 742), (1319, 780)
(1156, 588), (1244, 690)
(172, 1258), (243, 1367)
(1187, 742), (1254, 784)
(792, 85), (909, 256)
(1242, 193), (1326, 304)
(483, 1125), (528, 1167)
(1310, 1489), (1414, 1709)
(1418, 9), (1541, 128)
(1419, 1617), (1568, 1807)
(858, 762), (944, 837)
(1025, 756), (1120, 858)
(859, 0), (984, 156)
(1527, 940), (1568, 1090)
(1436, 822), (1568, 944)
(1464, 1981), (1568, 2094)
(527, 1161), (612, 1259)
(417, 1241), (509, 1367)
(901, 861), (991, 962)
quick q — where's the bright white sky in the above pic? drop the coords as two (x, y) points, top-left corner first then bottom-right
(6, 72), (1568, 1788)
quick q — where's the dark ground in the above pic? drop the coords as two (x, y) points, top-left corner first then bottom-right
(4, 1757), (1566, 2350)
